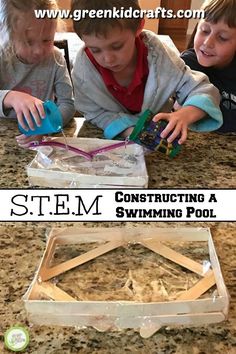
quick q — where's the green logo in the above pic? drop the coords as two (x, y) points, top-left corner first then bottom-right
(4, 326), (29, 352)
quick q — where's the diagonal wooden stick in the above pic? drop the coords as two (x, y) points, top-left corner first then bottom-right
(142, 240), (205, 276)
(40, 239), (124, 281)
(139, 240), (216, 339)
(30, 281), (77, 301)
(177, 270), (215, 300)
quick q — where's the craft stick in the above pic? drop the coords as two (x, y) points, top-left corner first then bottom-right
(139, 271), (216, 338)
(42, 237), (57, 269)
(139, 312), (224, 338)
(139, 228), (209, 242)
(208, 237), (230, 316)
(36, 281), (77, 301)
(26, 227), (228, 339)
(55, 228), (125, 245)
(139, 241), (215, 338)
(177, 270), (215, 300)
(40, 282), (77, 301)
(142, 240), (205, 276)
(40, 239), (124, 281)
(28, 281), (42, 300)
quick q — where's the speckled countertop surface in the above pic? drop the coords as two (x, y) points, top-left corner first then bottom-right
(0, 118), (235, 353)
(0, 222), (235, 354)
(78, 122), (236, 188)
(0, 118), (77, 188)
(0, 118), (235, 188)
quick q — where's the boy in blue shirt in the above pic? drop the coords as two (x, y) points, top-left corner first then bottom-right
(72, 0), (223, 144)
(181, 0), (236, 133)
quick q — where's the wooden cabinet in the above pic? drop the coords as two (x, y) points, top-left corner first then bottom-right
(159, 0), (191, 36)
(58, 0), (161, 33)
(139, 0), (161, 32)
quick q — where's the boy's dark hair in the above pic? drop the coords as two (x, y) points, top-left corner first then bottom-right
(71, 0), (142, 38)
(203, 0), (236, 27)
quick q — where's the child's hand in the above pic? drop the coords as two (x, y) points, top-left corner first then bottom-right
(153, 106), (206, 144)
(16, 134), (44, 148)
(3, 91), (45, 131)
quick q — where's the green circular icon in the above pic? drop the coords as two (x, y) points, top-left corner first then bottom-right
(4, 326), (29, 352)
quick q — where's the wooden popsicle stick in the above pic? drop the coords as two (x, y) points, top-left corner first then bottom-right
(37, 281), (77, 301)
(28, 281), (42, 300)
(142, 240), (204, 275)
(177, 270), (215, 300)
(28, 280), (76, 301)
(55, 228), (124, 245)
(139, 270), (216, 337)
(42, 238), (57, 268)
(40, 239), (124, 281)
(139, 311), (224, 338)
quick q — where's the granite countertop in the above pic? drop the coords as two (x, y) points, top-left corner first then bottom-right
(0, 222), (235, 353)
(0, 118), (235, 188)
(0, 118), (235, 353)
(0, 118), (77, 188)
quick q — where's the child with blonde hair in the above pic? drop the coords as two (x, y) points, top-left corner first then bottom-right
(0, 0), (74, 146)
(181, 0), (236, 133)
(71, 0), (223, 144)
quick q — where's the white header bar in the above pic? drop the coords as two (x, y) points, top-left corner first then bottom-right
(0, 189), (235, 222)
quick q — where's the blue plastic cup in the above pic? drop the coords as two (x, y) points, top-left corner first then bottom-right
(18, 100), (62, 136)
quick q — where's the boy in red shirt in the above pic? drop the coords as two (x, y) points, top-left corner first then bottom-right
(71, 0), (222, 144)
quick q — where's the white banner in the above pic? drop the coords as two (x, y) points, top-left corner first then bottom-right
(0, 189), (235, 222)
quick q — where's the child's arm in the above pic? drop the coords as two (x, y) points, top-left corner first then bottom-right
(153, 71), (223, 144)
(152, 47), (223, 143)
(142, 35), (222, 142)
(53, 50), (75, 126)
(175, 68), (222, 133)
(1, 91), (46, 147)
(2, 91), (47, 147)
(0, 50), (74, 128)
(153, 105), (206, 144)
(2, 91), (45, 131)
(72, 66), (139, 139)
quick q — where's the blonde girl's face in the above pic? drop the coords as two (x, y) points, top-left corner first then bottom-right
(194, 19), (236, 68)
(13, 17), (56, 64)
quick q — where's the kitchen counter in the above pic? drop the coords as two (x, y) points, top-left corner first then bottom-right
(0, 223), (235, 353)
(0, 117), (76, 188)
(0, 117), (235, 188)
(1, 32), (235, 189)
(0, 115), (235, 353)
(0, 23), (235, 353)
